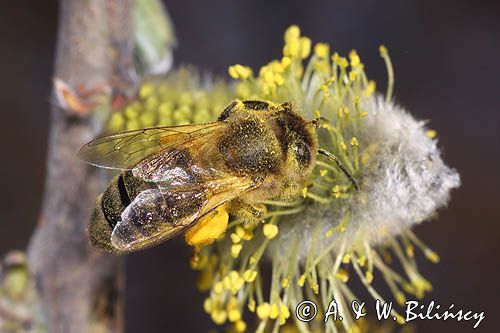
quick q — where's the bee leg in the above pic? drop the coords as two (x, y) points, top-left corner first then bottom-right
(231, 200), (267, 228)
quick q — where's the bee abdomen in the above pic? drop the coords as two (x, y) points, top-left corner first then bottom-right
(110, 188), (207, 249)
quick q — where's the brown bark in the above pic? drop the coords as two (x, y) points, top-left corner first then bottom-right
(27, 1), (137, 332)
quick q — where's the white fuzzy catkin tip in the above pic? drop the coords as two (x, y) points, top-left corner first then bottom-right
(274, 97), (460, 260)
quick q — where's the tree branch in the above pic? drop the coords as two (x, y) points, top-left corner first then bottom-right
(27, 1), (137, 332)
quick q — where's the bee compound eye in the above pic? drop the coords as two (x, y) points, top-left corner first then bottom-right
(292, 141), (311, 167)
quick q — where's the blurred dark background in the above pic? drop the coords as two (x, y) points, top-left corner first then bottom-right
(0, 0), (499, 332)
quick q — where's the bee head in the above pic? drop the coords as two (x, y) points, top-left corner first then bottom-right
(275, 103), (318, 173)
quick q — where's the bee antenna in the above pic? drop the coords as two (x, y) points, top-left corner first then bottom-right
(317, 149), (360, 190)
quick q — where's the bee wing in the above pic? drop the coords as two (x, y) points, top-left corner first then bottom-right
(78, 122), (224, 170)
(110, 175), (257, 252)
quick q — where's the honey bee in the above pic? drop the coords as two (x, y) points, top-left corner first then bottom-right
(79, 100), (358, 253)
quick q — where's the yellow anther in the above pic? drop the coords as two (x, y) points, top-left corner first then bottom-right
(310, 283), (319, 294)
(301, 187), (308, 198)
(314, 43), (330, 58)
(333, 55), (349, 68)
(214, 281), (223, 294)
(243, 269), (257, 282)
(228, 64), (253, 80)
(340, 142), (347, 151)
(395, 292), (406, 306)
(249, 256), (257, 264)
(139, 82), (154, 99)
(406, 244), (415, 258)
(235, 226), (246, 238)
(283, 40), (300, 58)
(235, 320), (247, 332)
(379, 44), (388, 56)
(235, 226), (253, 240)
(349, 71), (357, 81)
(281, 278), (289, 288)
(263, 224), (279, 239)
(203, 298), (213, 313)
(335, 268), (349, 283)
(359, 111), (369, 118)
(332, 185), (341, 199)
(342, 253), (351, 264)
(325, 229), (334, 238)
(281, 56), (292, 68)
(426, 129), (437, 139)
(320, 169), (328, 177)
(223, 271), (244, 294)
(270, 60), (284, 73)
(365, 271), (373, 284)
(230, 233), (241, 244)
(248, 298), (256, 312)
(274, 73), (285, 86)
(260, 66), (274, 83)
(350, 137), (359, 147)
(228, 309), (241, 322)
(284, 25), (300, 43)
(256, 302), (270, 319)
(331, 52), (340, 63)
(268, 303), (279, 319)
(413, 278), (432, 293)
(298, 274), (306, 287)
(349, 50), (361, 67)
(300, 37), (312, 58)
(357, 255), (366, 267)
(424, 249), (440, 263)
(364, 80), (376, 96)
(395, 314), (405, 325)
(211, 309), (227, 325)
(279, 303), (291, 324)
(231, 244), (243, 258)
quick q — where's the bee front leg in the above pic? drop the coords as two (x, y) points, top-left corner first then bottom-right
(230, 200), (267, 228)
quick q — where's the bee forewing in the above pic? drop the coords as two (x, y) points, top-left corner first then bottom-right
(78, 122), (223, 170)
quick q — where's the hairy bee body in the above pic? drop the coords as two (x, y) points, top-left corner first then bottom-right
(82, 100), (318, 253)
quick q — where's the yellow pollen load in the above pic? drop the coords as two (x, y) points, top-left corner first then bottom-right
(185, 206), (229, 248)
